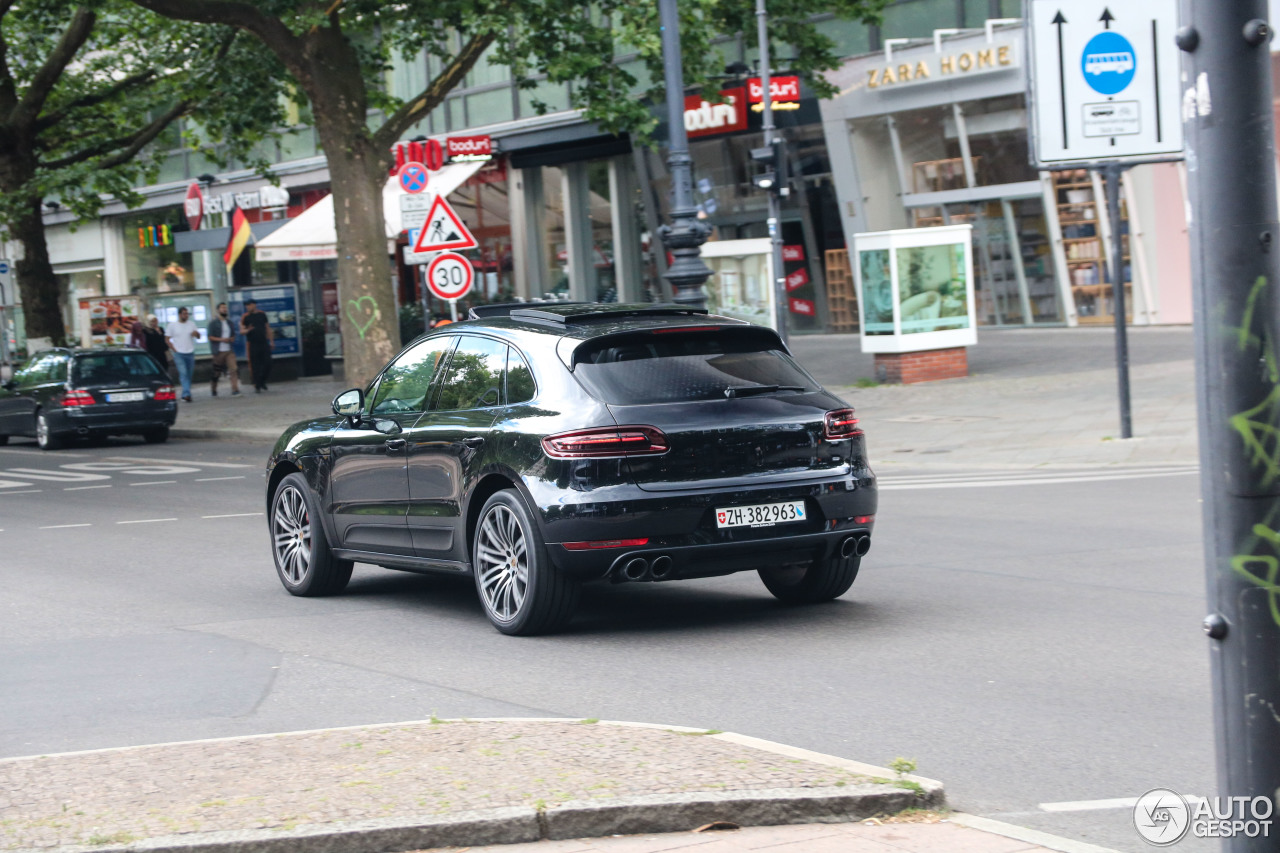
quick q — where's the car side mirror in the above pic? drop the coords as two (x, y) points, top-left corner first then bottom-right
(333, 388), (363, 420)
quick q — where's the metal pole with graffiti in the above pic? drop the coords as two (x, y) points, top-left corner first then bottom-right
(1179, 2), (1280, 847)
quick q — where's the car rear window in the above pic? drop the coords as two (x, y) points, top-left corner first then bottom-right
(572, 329), (817, 405)
(72, 353), (167, 384)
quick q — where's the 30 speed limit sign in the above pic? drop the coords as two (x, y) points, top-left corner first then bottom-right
(424, 252), (474, 301)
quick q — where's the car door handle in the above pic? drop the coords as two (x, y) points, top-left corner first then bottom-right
(462, 436), (485, 449)
(385, 438), (407, 452)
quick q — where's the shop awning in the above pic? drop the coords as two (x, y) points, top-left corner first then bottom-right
(254, 159), (485, 263)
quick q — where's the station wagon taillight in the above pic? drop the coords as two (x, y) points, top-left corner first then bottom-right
(824, 408), (862, 439)
(154, 385), (176, 401)
(542, 426), (669, 458)
(61, 389), (95, 407)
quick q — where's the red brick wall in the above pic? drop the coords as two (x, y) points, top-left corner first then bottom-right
(874, 347), (968, 384)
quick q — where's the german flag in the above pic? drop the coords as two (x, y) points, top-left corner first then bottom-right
(223, 206), (252, 272)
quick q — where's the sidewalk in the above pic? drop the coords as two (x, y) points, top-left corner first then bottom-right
(169, 326), (1198, 471)
(0, 719), (1104, 853)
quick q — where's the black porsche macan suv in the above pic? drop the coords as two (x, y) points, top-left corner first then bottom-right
(265, 303), (877, 634)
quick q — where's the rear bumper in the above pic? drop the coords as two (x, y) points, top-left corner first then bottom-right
(532, 470), (877, 581)
(53, 405), (176, 435)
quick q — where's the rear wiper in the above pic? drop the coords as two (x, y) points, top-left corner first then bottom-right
(724, 384), (805, 399)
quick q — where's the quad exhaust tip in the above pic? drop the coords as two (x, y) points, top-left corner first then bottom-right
(622, 558), (649, 581)
(650, 555), (673, 579)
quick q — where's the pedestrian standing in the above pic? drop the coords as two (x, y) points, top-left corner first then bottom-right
(166, 307), (200, 402)
(128, 317), (146, 349)
(240, 299), (273, 392)
(206, 302), (241, 397)
(142, 315), (169, 368)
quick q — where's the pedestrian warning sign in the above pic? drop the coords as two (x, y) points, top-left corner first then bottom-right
(411, 195), (477, 253)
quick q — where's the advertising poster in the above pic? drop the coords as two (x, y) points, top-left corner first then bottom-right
(150, 291), (213, 358)
(79, 297), (141, 347)
(704, 253), (776, 331)
(894, 243), (970, 334)
(858, 249), (894, 335)
(228, 285), (300, 358)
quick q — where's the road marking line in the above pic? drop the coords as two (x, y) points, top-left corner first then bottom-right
(0, 490), (42, 495)
(116, 518), (177, 525)
(1039, 797), (1138, 812)
(40, 523), (91, 529)
(65, 485), (112, 491)
(195, 476), (246, 482)
(0, 448), (89, 457)
(129, 480), (176, 486)
(1040, 794), (1206, 812)
(108, 455), (251, 469)
(880, 470), (1198, 490)
(202, 512), (263, 519)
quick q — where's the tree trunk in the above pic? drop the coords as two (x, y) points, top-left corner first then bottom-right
(9, 195), (67, 349)
(303, 31), (400, 387)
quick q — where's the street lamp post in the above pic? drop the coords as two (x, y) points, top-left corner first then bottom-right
(657, 0), (712, 308)
(755, 0), (788, 344)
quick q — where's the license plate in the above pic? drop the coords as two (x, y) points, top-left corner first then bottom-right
(715, 500), (806, 529)
(106, 392), (144, 402)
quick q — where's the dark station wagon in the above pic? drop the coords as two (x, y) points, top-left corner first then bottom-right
(266, 304), (877, 634)
(0, 348), (177, 449)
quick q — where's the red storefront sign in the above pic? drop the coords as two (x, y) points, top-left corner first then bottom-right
(747, 75), (801, 104)
(785, 268), (810, 292)
(789, 297), (816, 316)
(184, 182), (204, 231)
(447, 135), (493, 159)
(782, 244), (805, 262)
(683, 87), (747, 138)
(390, 138), (444, 174)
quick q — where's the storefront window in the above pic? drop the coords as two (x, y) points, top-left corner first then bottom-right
(958, 96), (1038, 187)
(539, 165), (567, 298)
(586, 161), (615, 302)
(120, 210), (196, 306)
(447, 159), (516, 306)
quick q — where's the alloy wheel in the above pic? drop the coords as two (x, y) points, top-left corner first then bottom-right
(476, 504), (528, 621)
(36, 415), (49, 447)
(272, 485), (312, 584)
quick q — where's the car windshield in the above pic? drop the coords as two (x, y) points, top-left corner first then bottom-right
(572, 329), (817, 405)
(72, 353), (167, 385)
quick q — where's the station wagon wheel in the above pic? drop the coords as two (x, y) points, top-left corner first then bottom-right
(35, 412), (61, 451)
(473, 489), (579, 636)
(270, 472), (352, 596)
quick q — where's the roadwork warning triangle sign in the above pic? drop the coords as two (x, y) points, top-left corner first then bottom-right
(411, 194), (478, 253)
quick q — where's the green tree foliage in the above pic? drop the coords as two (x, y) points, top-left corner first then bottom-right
(0, 0), (286, 346)
(128, 0), (884, 383)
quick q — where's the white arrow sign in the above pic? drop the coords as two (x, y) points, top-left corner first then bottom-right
(1028, 1), (1183, 166)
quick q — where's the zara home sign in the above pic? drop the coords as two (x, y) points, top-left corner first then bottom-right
(867, 38), (1019, 90)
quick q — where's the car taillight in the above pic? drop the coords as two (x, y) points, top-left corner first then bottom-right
(824, 408), (862, 439)
(155, 385), (176, 401)
(561, 538), (650, 551)
(61, 389), (95, 407)
(542, 426), (669, 458)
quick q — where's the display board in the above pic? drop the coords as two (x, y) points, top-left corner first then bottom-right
(228, 285), (300, 358)
(78, 297), (142, 347)
(699, 238), (778, 333)
(150, 291), (214, 358)
(853, 225), (976, 354)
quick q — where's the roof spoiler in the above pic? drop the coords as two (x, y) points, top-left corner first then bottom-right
(511, 303), (709, 326)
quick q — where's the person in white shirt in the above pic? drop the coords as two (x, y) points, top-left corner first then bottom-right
(165, 307), (201, 402)
(205, 302), (241, 397)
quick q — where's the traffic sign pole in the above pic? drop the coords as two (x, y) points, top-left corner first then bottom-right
(1103, 163), (1132, 439)
(1179, 3), (1280, 847)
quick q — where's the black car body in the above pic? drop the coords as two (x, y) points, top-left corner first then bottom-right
(266, 304), (876, 634)
(0, 348), (177, 449)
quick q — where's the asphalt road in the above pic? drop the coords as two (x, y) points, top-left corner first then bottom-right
(0, 435), (1213, 853)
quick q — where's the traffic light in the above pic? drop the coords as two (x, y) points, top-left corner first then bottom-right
(749, 139), (789, 196)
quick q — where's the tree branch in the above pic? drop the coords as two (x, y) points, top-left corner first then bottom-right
(129, 0), (304, 71)
(12, 6), (95, 129)
(33, 69), (157, 133)
(374, 31), (496, 148)
(43, 98), (187, 170)
(0, 3), (18, 117)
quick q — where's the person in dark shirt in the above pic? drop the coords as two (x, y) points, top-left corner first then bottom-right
(141, 315), (170, 371)
(239, 299), (274, 392)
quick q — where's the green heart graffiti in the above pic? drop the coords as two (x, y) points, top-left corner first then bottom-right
(345, 296), (379, 339)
